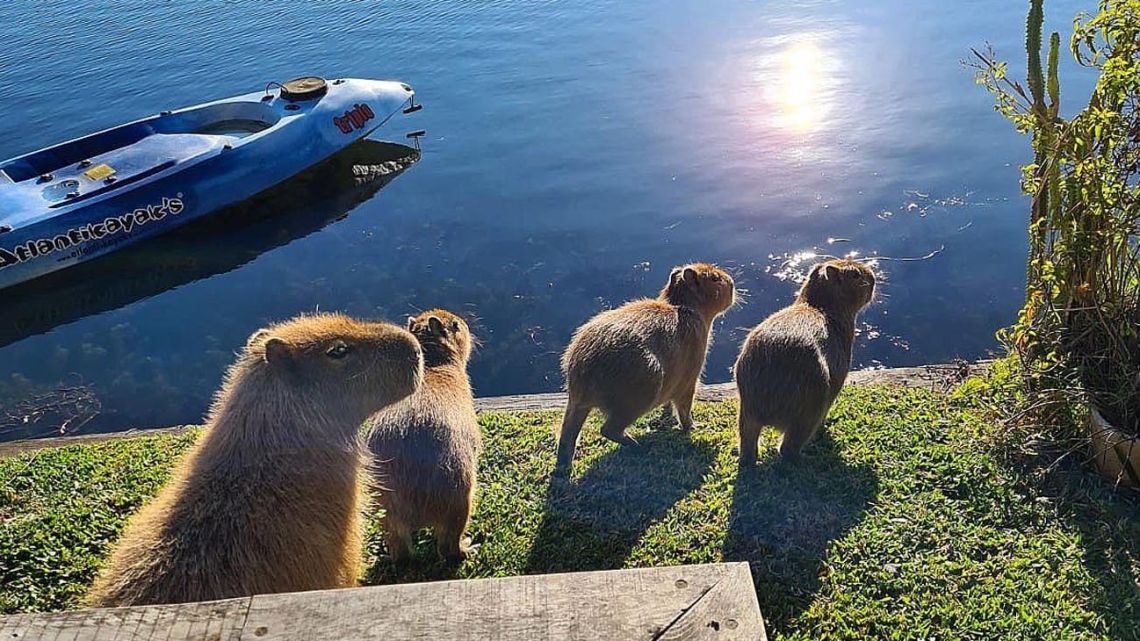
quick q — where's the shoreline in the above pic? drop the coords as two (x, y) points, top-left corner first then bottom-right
(0, 361), (988, 459)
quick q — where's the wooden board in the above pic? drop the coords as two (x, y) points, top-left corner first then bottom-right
(1, 563), (765, 641)
(1, 597), (248, 641)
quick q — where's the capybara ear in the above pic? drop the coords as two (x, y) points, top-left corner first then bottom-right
(246, 328), (271, 348)
(450, 320), (461, 333)
(428, 316), (445, 335)
(263, 337), (293, 366)
(407, 316), (418, 331)
(824, 263), (840, 279)
(682, 267), (697, 283)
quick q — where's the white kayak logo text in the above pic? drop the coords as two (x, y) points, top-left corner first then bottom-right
(0, 196), (185, 271)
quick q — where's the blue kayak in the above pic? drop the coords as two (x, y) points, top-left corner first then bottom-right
(0, 76), (420, 290)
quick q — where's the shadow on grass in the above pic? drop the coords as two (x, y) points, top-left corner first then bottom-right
(1014, 461), (1140, 640)
(524, 429), (716, 573)
(1066, 491), (1140, 641)
(724, 429), (879, 632)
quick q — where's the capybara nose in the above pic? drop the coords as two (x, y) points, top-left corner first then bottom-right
(380, 328), (425, 394)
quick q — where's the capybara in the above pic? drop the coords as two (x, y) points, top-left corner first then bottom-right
(556, 263), (736, 475)
(734, 259), (875, 464)
(86, 313), (424, 607)
(366, 309), (480, 562)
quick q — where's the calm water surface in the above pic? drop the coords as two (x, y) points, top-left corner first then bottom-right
(0, 0), (1095, 436)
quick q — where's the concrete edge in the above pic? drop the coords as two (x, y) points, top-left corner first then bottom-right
(0, 361), (989, 459)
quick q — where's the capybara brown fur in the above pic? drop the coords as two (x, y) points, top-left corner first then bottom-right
(85, 313), (424, 607)
(366, 309), (480, 562)
(555, 263), (736, 475)
(734, 259), (875, 465)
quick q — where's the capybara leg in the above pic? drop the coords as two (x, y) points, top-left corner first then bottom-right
(555, 402), (592, 476)
(384, 518), (414, 563)
(436, 505), (472, 563)
(738, 411), (763, 467)
(777, 419), (822, 459)
(599, 411), (640, 448)
(673, 383), (698, 431)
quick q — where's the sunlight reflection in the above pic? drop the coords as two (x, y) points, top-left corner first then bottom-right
(771, 39), (830, 132)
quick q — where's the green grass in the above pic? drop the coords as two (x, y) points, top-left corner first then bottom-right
(2, 385), (1138, 640)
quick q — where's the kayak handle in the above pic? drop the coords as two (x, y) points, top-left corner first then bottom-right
(406, 130), (426, 153)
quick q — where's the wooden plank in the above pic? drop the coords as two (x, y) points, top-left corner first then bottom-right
(2, 597), (249, 641)
(1, 564), (763, 641)
(653, 562), (766, 641)
(241, 563), (761, 641)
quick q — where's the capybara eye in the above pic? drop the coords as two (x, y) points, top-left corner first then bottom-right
(326, 341), (352, 360)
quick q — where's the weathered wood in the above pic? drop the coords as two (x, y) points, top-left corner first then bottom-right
(243, 563), (762, 641)
(2, 597), (249, 641)
(652, 562), (764, 641)
(1, 564), (764, 641)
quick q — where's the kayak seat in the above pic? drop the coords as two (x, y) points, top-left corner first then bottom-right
(1, 102), (279, 185)
(194, 119), (273, 138)
(155, 101), (281, 140)
(1, 122), (155, 183)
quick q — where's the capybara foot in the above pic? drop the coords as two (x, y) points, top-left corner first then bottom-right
(450, 541), (480, 564)
(603, 430), (641, 449)
(385, 537), (415, 564)
(777, 435), (806, 460)
(738, 450), (758, 468)
(439, 536), (475, 564)
(385, 550), (414, 564)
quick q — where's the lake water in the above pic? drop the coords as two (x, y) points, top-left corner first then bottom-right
(0, 0), (1095, 438)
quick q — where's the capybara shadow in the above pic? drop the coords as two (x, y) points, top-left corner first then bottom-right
(526, 429), (716, 573)
(724, 428), (879, 632)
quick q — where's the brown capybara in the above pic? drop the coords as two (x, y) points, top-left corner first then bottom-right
(734, 259), (875, 465)
(555, 263), (737, 475)
(366, 309), (480, 562)
(85, 313), (424, 607)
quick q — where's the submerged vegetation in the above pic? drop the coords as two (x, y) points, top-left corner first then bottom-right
(3, 388), (1138, 640)
(973, 0), (1140, 481)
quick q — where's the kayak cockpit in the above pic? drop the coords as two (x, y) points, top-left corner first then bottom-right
(166, 101), (281, 138)
(195, 119), (273, 137)
(0, 101), (281, 184)
(0, 101), (286, 229)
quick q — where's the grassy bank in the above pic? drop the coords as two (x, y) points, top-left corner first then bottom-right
(1, 385), (1137, 640)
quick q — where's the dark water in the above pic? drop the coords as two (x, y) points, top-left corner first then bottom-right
(0, 0), (1095, 437)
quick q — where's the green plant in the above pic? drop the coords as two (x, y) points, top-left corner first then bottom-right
(972, 0), (1140, 441)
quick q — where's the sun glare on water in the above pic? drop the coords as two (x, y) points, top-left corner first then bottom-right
(772, 40), (829, 132)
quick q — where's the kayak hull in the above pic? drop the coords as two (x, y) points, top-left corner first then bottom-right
(0, 77), (416, 290)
